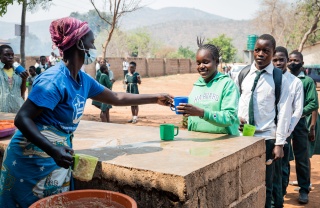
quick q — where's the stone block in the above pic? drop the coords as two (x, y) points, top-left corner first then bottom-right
(241, 156), (265, 195)
(186, 169), (239, 208)
(230, 185), (266, 208)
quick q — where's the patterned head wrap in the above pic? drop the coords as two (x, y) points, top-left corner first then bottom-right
(49, 17), (90, 55)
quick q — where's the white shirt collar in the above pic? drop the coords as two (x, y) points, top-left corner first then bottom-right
(297, 71), (305, 78)
(251, 61), (274, 74)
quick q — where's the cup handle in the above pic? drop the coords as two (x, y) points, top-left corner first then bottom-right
(174, 126), (179, 136)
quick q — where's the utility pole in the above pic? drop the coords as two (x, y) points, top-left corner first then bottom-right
(20, 0), (27, 68)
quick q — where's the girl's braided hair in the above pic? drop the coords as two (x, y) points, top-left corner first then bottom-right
(197, 37), (221, 63)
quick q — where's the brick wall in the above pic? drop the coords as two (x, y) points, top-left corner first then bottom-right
(23, 56), (197, 80)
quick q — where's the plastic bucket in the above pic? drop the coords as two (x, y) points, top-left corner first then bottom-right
(29, 189), (137, 208)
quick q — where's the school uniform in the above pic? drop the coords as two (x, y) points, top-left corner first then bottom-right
(271, 71), (303, 206)
(92, 69), (102, 108)
(284, 72), (319, 196)
(99, 73), (113, 111)
(125, 72), (140, 94)
(35, 63), (49, 75)
(236, 62), (291, 208)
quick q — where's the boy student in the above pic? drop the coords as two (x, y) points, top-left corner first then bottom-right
(272, 46), (304, 207)
(125, 61), (141, 124)
(236, 34), (291, 208)
(0, 45), (29, 113)
(283, 50), (319, 204)
(27, 66), (38, 95)
(36, 55), (49, 75)
(99, 65), (113, 122)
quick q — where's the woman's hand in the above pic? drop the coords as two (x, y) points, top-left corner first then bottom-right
(156, 93), (174, 106)
(176, 103), (204, 117)
(50, 145), (74, 169)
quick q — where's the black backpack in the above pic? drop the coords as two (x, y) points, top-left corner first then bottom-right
(238, 65), (283, 125)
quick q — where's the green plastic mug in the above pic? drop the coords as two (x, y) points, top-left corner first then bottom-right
(243, 124), (256, 136)
(160, 124), (179, 141)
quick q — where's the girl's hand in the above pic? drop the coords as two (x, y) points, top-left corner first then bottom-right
(157, 93), (174, 106)
(176, 103), (204, 117)
(238, 117), (247, 132)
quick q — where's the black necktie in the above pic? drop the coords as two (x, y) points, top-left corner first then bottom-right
(249, 70), (266, 125)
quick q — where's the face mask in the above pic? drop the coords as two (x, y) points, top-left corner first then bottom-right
(79, 40), (97, 65)
(288, 63), (302, 72)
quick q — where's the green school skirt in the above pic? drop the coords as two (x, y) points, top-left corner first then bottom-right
(101, 103), (112, 111)
(126, 83), (139, 94)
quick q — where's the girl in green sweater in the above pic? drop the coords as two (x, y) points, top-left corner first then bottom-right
(176, 39), (240, 135)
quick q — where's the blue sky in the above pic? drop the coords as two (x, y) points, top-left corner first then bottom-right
(0, 0), (260, 23)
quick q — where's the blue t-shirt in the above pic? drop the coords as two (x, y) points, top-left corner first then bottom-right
(28, 62), (105, 133)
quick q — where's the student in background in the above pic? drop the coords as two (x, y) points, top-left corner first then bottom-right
(0, 45), (28, 113)
(36, 55), (49, 75)
(122, 58), (129, 90)
(272, 46), (304, 207)
(27, 66), (38, 96)
(99, 65), (113, 122)
(125, 61), (141, 124)
(34, 58), (40, 68)
(284, 50), (318, 204)
(49, 52), (56, 66)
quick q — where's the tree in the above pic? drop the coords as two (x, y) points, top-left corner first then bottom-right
(0, 0), (52, 67)
(206, 34), (237, 63)
(90, 0), (143, 59)
(253, 0), (293, 47)
(165, 46), (195, 59)
(95, 28), (129, 57)
(253, 0), (320, 52)
(296, 0), (320, 52)
(70, 10), (110, 35)
(126, 29), (158, 57)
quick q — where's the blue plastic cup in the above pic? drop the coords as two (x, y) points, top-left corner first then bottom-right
(170, 96), (188, 115)
(14, 65), (25, 74)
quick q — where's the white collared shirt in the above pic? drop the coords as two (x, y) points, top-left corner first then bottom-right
(235, 62), (291, 145)
(283, 71), (304, 137)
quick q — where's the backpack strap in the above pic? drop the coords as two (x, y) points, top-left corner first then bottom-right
(238, 65), (251, 94)
(272, 67), (282, 125)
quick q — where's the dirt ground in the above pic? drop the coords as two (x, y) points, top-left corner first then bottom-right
(82, 73), (320, 208)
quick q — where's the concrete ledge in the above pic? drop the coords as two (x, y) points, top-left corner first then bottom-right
(0, 113), (266, 207)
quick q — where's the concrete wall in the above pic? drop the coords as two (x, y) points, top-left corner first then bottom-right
(22, 56), (197, 80)
(74, 139), (266, 208)
(302, 43), (320, 65)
